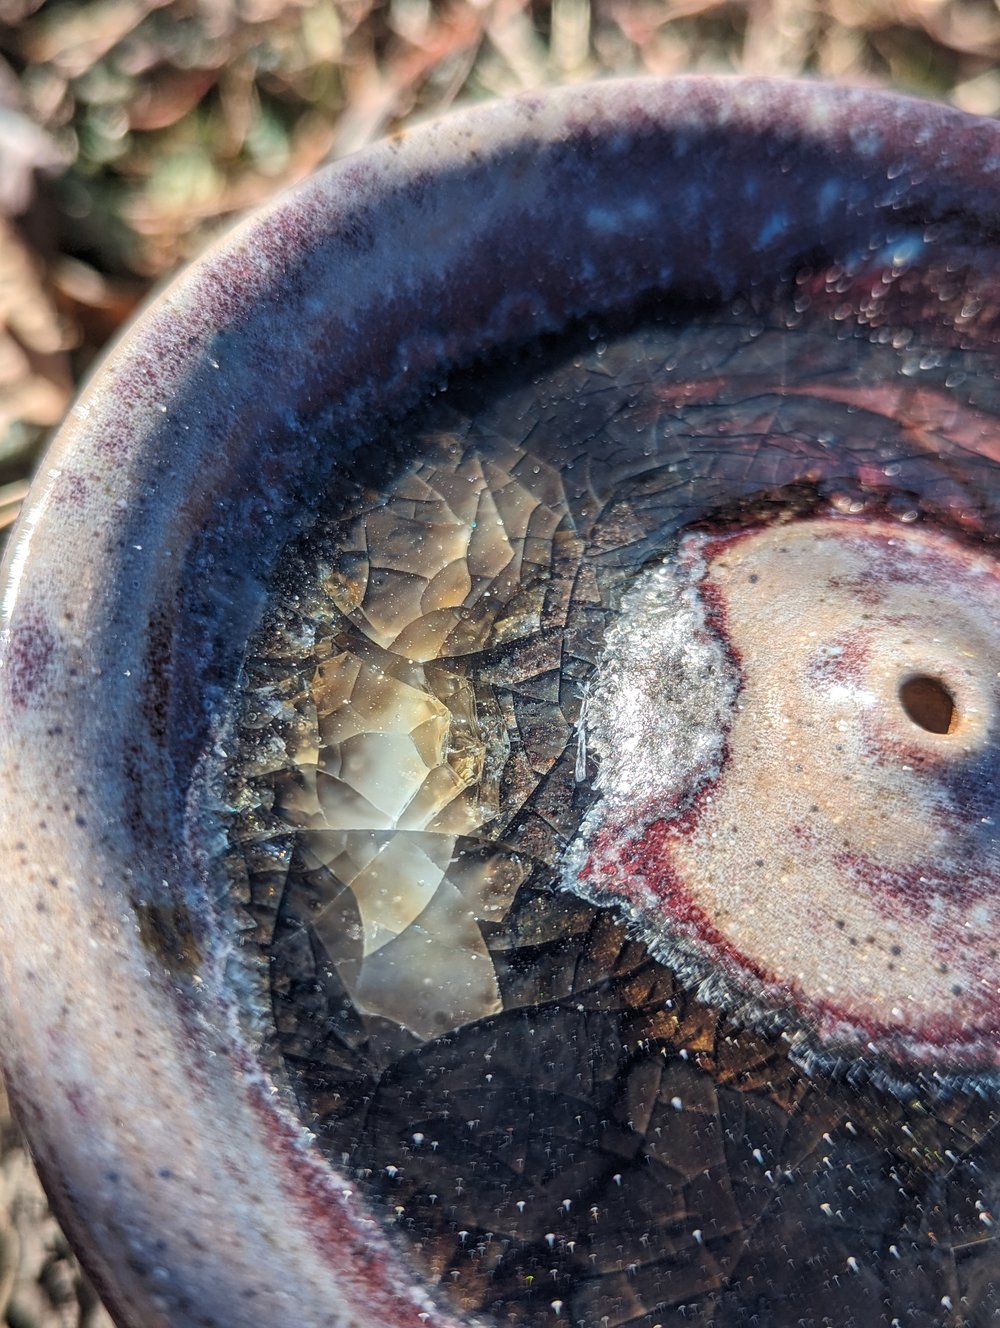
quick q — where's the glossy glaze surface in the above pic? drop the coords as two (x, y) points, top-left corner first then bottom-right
(3, 78), (1000, 1328)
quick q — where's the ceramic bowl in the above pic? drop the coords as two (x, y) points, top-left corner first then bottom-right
(3, 77), (1000, 1328)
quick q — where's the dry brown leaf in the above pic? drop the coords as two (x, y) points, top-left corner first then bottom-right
(0, 217), (74, 441)
(22, 0), (173, 76)
(330, 5), (490, 156)
(126, 66), (220, 131)
(0, 106), (65, 215)
(51, 256), (145, 350)
(0, 477), (29, 533)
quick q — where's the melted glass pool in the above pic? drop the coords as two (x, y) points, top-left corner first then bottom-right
(223, 271), (1000, 1326)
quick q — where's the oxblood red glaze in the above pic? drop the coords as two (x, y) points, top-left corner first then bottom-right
(577, 515), (1000, 1070)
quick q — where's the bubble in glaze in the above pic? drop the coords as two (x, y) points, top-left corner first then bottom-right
(572, 516), (1000, 1069)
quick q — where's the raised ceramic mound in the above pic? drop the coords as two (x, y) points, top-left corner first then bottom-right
(3, 77), (1000, 1328)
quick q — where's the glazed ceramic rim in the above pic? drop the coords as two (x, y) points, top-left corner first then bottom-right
(2, 77), (1000, 1328)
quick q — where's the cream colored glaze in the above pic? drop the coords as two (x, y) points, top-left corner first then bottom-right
(682, 518), (1000, 1032)
(580, 516), (1000, 1055)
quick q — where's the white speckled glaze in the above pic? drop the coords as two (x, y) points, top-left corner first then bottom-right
(2, 77), (1000, 1328)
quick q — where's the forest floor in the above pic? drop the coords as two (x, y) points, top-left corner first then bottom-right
(0, 0), (998, 1322)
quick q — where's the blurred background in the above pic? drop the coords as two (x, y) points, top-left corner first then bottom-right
(0, 0), (998, 1322)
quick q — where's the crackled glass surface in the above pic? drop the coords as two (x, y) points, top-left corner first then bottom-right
(224, 254), (1000, 1326)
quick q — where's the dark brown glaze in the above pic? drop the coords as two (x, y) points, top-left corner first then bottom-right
(231, 310), (1000, 1325)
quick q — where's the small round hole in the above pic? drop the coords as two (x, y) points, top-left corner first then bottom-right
(898, 674), (957, 735)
